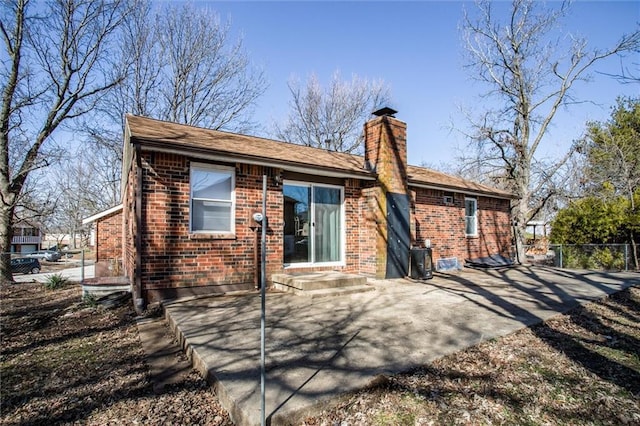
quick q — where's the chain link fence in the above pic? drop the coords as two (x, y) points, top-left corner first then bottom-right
(551, 244), (634, 271)
(523, 244), (635, 271)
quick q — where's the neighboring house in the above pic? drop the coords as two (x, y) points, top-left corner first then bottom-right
(11, 224), (43, 254)
(41, 233), (85, 250)
(86, 108), (515, 307)
(82, 205), (124, 277)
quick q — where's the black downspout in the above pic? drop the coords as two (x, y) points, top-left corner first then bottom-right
(134, 144), (145, 313)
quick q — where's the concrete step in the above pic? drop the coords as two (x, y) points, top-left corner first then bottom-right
(82, 276), (131, 298)
(272, 271), (367, 291)
(273, 283), (375, 298)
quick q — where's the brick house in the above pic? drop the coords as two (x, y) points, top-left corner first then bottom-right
(87, 109), (514, 308)
(82, 204), (123, 276)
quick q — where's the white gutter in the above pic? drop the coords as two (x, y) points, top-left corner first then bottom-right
(82, 204), (124, 225)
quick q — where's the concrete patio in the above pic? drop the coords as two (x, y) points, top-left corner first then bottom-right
(162, 266), (639, 425)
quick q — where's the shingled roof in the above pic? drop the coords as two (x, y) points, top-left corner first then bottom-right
(125, 114), (515, 199)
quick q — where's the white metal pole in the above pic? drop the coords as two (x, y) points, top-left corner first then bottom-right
(260, 175), (267, 426)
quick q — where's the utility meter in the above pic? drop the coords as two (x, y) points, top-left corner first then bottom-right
(252, 212), (264, 223)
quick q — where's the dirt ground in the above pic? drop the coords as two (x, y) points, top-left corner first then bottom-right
(0, 282), (232, 425)
(1, 281), (638, 425)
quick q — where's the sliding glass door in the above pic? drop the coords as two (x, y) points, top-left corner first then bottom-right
(283, 182), (343, 266)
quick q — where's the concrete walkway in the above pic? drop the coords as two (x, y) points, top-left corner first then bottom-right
(163, 266), (639, 425)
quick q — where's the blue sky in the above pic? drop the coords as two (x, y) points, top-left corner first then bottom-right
(195, 1), (638, 168)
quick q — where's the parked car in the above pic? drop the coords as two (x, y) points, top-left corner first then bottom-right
(26, 250), (62, 262)
(11, 257), (41, 274)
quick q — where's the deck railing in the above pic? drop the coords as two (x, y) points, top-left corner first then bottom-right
(11, 236), (42, 244)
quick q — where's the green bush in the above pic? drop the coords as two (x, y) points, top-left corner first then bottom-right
(82, 293), (98, 307)
(592, 247), (625, 270)
(558, 245), (626, 271)
(562, 246), (597, 269)
(43, 273), (68, 290)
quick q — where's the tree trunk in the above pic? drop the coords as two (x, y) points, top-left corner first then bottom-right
(513, 209), (528, 265)
(0, 204), (15, 282)
(511, 161), (531, 265)
(71, 226), (78, 249)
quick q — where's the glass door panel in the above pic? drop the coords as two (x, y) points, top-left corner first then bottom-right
(283, 184), (310, 263)
(283, 183), (343, 265)
(313, 186), (341, 263)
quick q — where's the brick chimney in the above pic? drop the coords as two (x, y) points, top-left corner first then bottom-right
(363, 107), (410, 279)
(364, 107), (408, 193)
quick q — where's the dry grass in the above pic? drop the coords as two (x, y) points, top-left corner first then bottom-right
(0, 281), (231, 425)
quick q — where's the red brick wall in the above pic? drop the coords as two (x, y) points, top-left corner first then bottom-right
(96, 210), (122, 262)
(133, 153), (291, 301)
(358, 182), (379, 275)
(412, 188), (512, 268)
(128, 153), (380, 301)
(121, 145), (511, 302)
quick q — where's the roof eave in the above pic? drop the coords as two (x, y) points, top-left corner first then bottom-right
(408, 181), (517, 200)
(134, 137), (376, 181)
(82, 204), (124, 225)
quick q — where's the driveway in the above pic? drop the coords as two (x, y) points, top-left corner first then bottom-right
(163, 266), (638, 425)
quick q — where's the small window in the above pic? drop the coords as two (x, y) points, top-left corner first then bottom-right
(465, 198), (477, 237)
(190, 164), (235, 233)
(443, 192), (454, 205)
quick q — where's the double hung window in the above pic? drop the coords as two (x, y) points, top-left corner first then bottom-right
(190, 164), (235, 234)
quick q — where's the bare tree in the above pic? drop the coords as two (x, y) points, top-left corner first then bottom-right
(460, 0), (639, 263)
(74, 0), (161, 172)
(77, 0), (267, 202)
(13, 175), (56, 237)
(157, 3), (266, 131)
(89, 0), (267, 140)
(45, 154), (107, 249)
(600, 45), (640, 84)
(0, 0), (132, 280)
(274, 71), (391, 153)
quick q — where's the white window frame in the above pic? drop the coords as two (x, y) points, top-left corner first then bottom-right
(465, 197), (478, 237)
(283, 180), (345, 268)
(189, 163), (235, 235)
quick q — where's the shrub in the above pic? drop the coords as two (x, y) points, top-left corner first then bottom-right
(43, 273), (69, 290)
(592, 247), (626, 270)
(82, 293), (98, 307)
(558, 245), (626, 271)
(559, 246), (594, 269)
